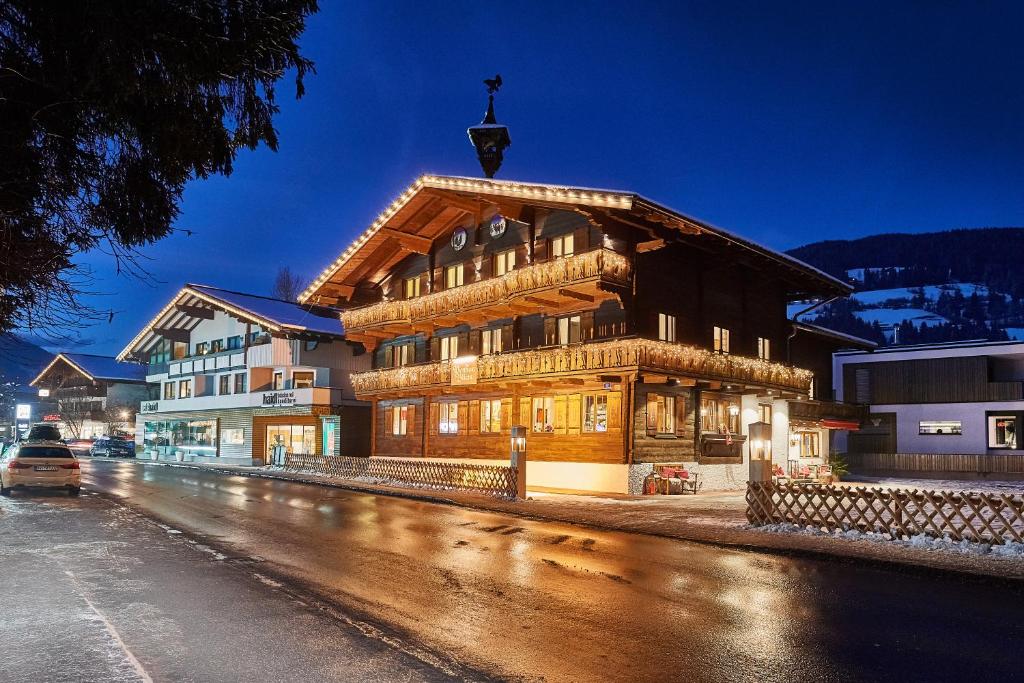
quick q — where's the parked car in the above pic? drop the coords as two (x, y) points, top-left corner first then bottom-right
(24, 423), (63, 442)
(65, 438), (95, 456)
(89, 436), (136, 458)
(0, 441), (81, 496)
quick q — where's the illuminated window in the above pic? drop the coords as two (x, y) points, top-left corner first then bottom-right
(163, 382), (175, 400)
(480, 399), (502, 433)
(919, 420), (961, 435)
(234, 373), (247, 394)
(292, 371), (314, 389)
(195, 341), (209, 356)
(759, 403), (772, 424)
(438, 402), (459, 434)
(583, 394), (608, 432)
(494, 249), (516, 276)
(646, 394), (675, 434)
(551, 234), (574, 259)
(178, 379), (192, 399)
(211, 339), (223, 353)
(445, 263), (464, 289)
(713, 326), (730, 353)
(557, 315), (582, 345)
(218, 375), (230, 395)
(797, 431), (820, 457)
(482, 328), (502, 355)
(439, 336), (459, 361)
(758, 337), (771, 360)
(701, 396), (739, 433)
(658, 313), (676, 342)
(392, 405), (408, 436)
(532, 397), (554, 433)
(404, 276), (421, 299)
(988, 415), (1017, 448)
(272, 372), (284, 390)
(391, 343), (412, 367)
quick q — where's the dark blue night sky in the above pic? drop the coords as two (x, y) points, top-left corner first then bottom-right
(65, 1), (1024, 355)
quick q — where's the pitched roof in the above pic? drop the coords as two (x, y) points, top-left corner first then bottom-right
(117, 284), (345, 361)
(31, 353), (149, 386)
(793, 322), (878, 349)
(299, 174), (853, 303)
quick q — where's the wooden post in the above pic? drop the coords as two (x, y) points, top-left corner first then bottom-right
(369, 399), (377, 458)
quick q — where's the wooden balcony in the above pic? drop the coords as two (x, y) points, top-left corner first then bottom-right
(341, 248), (631, 346)
(351, 338), (814, 397)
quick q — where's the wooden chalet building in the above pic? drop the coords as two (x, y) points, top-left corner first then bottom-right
(300, 176), (854, 493)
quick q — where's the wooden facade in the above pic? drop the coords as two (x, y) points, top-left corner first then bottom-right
(302, 177), (850, 485)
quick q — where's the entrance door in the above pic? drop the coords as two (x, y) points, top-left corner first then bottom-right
(265, 424), (316, 464)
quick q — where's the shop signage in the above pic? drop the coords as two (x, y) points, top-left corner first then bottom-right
(15, 404), (30, 420)
(262, 391), (297, 407)
(450, 358), (478, 386)
(141, 401), (160, 414)
(43, 414), (61, 422)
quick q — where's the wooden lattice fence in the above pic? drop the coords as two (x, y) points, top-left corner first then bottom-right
(283, 454), (518, 499)
(746, 482), (1024, 545)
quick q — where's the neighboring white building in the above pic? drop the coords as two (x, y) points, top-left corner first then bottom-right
(117, 284), (371, 465)
(834, 340), (1024, 456)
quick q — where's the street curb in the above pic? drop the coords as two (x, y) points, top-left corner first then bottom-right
(112, 458), (1024, 585)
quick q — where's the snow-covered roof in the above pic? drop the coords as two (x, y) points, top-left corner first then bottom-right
(793, 322), (878, 349)
(31, 353), (148, 386)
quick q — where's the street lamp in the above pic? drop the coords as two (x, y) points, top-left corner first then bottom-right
(120, 409), (130, 420)
(467, 74), (511, 178)
(510, 425), (527, 499)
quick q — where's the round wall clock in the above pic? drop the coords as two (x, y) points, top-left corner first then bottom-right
(489, 214), (507, 238)
(451, 227), (468, 251)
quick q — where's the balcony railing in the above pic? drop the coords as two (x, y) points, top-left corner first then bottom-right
(340, 248), (632, 332)
(350, 338), (814, 395)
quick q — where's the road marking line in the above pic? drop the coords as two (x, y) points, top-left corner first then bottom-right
(64, 570), (153, 683)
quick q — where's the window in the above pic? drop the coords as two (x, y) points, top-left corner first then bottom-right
(494, 249), (516, 276)
(713, 326), (730, 353)
(211, 339), (223, 353)
(234, 373), (247, 394)
(227, 335), (243, 350)
(304, 340), (319, 351)
(178, 379), (192, 399)
(583, 394), (608, 432)
(439, 335), (459, 361)
(647, 394), (675, 434)
(293, 371), (315, 389)
(482, 328), (502, 355)
(163, 382), (175, 400)
(557, 315), (582, 345)
(701, 396), (739, 433)
(272, 372), (284, 390)
(532, 397), (554, 432)
(797, 431), (820, 457)
(989, 416), (1017, 448)
(480, 399), (501, 433)
(445, 263), (465, 289)
(266, 425), (316, 456)
(919, 420), (962, 435)
(758, 337), (771, 360)
(195, 342), (209, 356)
(438, 402), (459, 434)
(390, 343), (413, 368)
(392, 405), (408, 436)
(551, 234), (574, 259)
(143, 419), (218, 458)
(404, 276), (421, 299)
(759, 404), (772, 424)
(218, 375), (230, 395)
(658, 313), (676, 343)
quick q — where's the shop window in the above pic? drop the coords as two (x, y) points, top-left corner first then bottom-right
(391, 342), (413, 367)
(919, 420), (962, 435)
(989, 415), (1017, 448)
(143, 419), (218, 458)
(494, 249), (516, 276)
(482, 328), (502, 355)
(439, 336), (459, 361)
(234, 372), (247, 394)
(658, 313), (676, 343)
(758, 337), (771, 360)
(178, 379), (192, 399)
(532, 397), (554, 433)
(266, 424), (316, 456)
(438, 402), (459, 434)
(445, 263), (465, 289)
(646, 394), (675, 434)
(293, 371), (315, 389)
(163, 382), (175, 400)
(272, 372), (284, 390)
(551, 234), (574, 259)
(392, 405), (408, 436)
(557, 315), (582, 345)
(797, 431), (820, 458)
(480, 399), (502, 433)
(583, 394), (608, 432)
(218, 374), (230, 395)
(759, 404), (772, 424)
(713, 326), (730, 354)
(404, 276), (421, 299)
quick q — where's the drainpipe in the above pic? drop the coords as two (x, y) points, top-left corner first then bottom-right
(786, 296), (840, 365)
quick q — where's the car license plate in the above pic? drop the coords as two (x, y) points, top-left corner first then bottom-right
(33, 465), (58, 472)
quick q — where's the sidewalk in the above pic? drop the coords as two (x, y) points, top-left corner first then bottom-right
(126, 458), (1024, 582)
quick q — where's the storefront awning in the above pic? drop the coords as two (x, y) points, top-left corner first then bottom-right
(821, 419), (860, 431)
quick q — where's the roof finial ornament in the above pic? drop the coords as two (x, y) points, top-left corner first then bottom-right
(468, 74), (511, 178)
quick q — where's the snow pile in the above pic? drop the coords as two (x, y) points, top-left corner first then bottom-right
(751, 522), (1024, 560)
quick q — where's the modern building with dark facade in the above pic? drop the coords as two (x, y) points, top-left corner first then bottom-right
(298, 175), (856, 493)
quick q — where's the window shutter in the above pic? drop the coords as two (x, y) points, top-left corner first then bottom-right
(554, 395), (567, 435)
(457, 331), (470, 356)
(543, 317), (556, 345)
(534, 238), (548, 262)
(458, 401), (468, 433)
(382, 406), (392, 435)
(501, 398), (513, 431)
(581, 311), (596, 341)
(432, 266), (443, 293)
(573, 226), (589, 252)
(469, 400), (480, 436)
(519, 397), (531, 429)
(646, 394), (658, 435)
(501, 324), (514, 352)
(607, 391), (622, 431)
(567, 394), (582, 436)
(415, 338), (427, 364)
(430, 336), (440, 362)
(419, 272), (430, 295)
(675, 394), (688, 436)
(429, 401), (439, 436)
(406, 404), (416, 437)
(469, 330), (482, 355)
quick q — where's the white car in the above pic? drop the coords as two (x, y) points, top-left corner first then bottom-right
(0, 441), (81, 496)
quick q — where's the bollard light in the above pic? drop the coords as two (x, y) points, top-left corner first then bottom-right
(510, 425), (527, 499)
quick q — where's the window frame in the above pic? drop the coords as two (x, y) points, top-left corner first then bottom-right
(234, 372), (247, 394)
(178, 379), (192, 399)
(163, 382), (175, 400)
(392, 405), (408, 436)
(557, 314), (582, 345)
(658, 313), (676, 343)
(218, 374), (230, 395)
(758, 336), (771, 360)
(550, 233), (575, 259)
(391, 342), (413, 368)
(481, 328), (502, 355)
(480, 399), (502, 433)
(647, 394), (676, 435)
(493, 248), (516, 276)
(403, 276), (421, 299)
(444, 263), (465, 289)
(713, 326), (731, 354)
(583, 394), (609, 433)
(292, 371), (315, 389)
(438, 402), (459, 434)
(272, 371), (284, 390)
(919, 420), (962, 436)
(988, 415), (1017, 449)
(532, 396), (555, 433)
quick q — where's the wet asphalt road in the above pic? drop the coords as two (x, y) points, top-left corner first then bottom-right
(60, 459), (1024, 682)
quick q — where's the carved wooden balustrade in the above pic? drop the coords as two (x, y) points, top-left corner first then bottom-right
(340, 248), (631, 333)
(351, 338), (813, 395)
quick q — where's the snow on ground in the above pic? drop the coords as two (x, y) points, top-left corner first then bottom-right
(853, 307), (948, 327)
(852, 476), (1024, 494)
(851, 283), (998, 306)
(1005, 327), (1024, 341)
